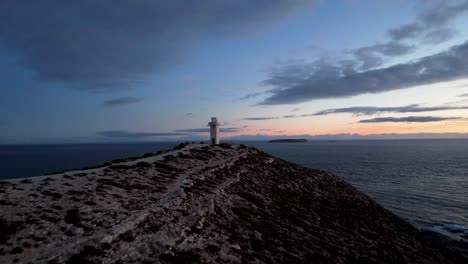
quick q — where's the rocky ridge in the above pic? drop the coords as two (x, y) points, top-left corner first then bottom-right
(0, 143), (467, 263)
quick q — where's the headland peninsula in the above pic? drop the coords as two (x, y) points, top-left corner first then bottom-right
(0, 143), (466, 264)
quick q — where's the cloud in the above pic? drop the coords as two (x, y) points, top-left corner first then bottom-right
(353, 42), (415, 70)
(423, 28), (457, 44)
(459, 93), (468, 97)
(185, 113), (195, 119)
(261, 40), (468, 104)
(231, 2), (468, 106)
(0, 1), (310, 92)
(240, 92), (264, 100)
(346, 2), (468, 70)
(420, 1), (468, 26)
(97, 126), (242, 139)
(358, 116), (462, 123)
(175, 127), (241, 133)
(97, 130), (189, 138)
(315, 104), (468, 116)
(291, 107), (301, 112)
(243, 113), (317, 120)
(242, 117), (280, 121)
(221, 127), (242, 133)
(242, 104), (468, 120)
(389, 1), (468, 41)
(388, 23), (422, 41)
(225, 132), (468, 141)
(103, 97), (143, 107)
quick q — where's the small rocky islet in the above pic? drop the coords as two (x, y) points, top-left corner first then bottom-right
(0, 143), (467, 263)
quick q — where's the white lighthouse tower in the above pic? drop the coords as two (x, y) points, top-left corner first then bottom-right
(208, 117), (220, 145)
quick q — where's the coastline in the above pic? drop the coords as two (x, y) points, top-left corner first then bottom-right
(6, 142), (194, 182)
(1, 143), (466, 263)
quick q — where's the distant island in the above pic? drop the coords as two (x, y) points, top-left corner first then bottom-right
(267, 139), (308, 143)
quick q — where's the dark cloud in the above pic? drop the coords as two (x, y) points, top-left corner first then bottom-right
(242, 117), (280, 121)
(353, 42), (415, 70)
(260, 2), (468, 103)
(389, 2), (468, 41)
(97, 130), (189, 138)
(242, 104), (468, 120)
(358, 116), (461, 123)
(423, 28), (457, 44)
(388, 23), (423, 41)
(244, 113), (316, 120)
(0, 1), (310, 92)
(227, 132), (468, 141)
(261, 41), (468, 104)
(103, 97), (143, 107)
(352, 2), (468, 70)
(420, 1), (468, 26)
(221, 127), (242, 133)
(315, 104), (468, 116)
(175, 127), (241, 133)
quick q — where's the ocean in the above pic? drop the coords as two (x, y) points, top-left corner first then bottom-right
(0, 142), (176, 179)
(0, 140), (467, 241)
(249, 140), (468, 241)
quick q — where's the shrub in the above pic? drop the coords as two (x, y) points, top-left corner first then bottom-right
(143, 152), (156, 158)
(109, 164), (132, 170)
(174, 142), (189, 150)
(111, 158), (127, 164)
(218, 143), (232, 149)
(118, 230), (135, 242)
(64, 208), (81, 227)
(136, 161), (152, 168)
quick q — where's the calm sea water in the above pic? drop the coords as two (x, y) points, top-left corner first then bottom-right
(249, 140), (468, 241)
(0, 140), (466, 240)
(0, 142), (176, 179)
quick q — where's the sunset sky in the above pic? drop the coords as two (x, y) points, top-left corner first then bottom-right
(1, 0), (468, 144)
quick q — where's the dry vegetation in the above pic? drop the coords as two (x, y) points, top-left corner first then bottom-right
(0, 143), (466, 264)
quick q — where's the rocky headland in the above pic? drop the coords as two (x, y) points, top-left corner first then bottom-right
(0, 143), (467, 264)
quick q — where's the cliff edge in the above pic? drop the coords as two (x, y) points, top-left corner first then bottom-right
(0, 143), (466, 263)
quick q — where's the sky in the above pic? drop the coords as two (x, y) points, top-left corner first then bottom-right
(1, 0), (468, 144)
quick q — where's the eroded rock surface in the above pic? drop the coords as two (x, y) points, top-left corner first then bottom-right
(0, 143), (466, 263)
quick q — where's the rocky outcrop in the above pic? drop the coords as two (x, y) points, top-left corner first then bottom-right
(0, 143), (466, 263)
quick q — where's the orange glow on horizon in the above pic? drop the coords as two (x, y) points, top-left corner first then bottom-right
(221, 120), (468, 137)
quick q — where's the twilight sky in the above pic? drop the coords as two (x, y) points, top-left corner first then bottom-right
(1, 0), (468, 144)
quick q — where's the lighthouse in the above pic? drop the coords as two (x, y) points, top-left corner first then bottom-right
(208, 117), (220, 145)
